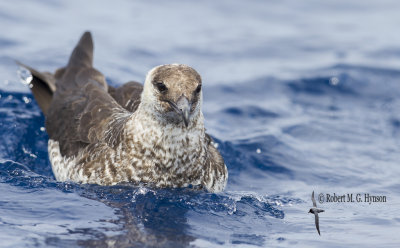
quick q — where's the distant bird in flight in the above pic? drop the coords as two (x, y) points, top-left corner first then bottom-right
(309, 191), (324, 235)
(18, 32), (228, 192)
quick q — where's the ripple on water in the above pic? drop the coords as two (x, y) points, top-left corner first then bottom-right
(2, 59), (400, 246)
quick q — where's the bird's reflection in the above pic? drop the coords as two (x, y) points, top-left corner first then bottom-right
(76, 184), (197, 247)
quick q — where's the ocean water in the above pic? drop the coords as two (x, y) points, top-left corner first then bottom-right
(1, 0), (400, 247)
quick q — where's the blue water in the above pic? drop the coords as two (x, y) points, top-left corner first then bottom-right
(1, 0), (400, 247)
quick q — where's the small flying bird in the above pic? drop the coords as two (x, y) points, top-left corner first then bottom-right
(17, 32), (228, 192)
(309, 191), (324, 235)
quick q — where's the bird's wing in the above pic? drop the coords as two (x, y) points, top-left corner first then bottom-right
(46, 72), (132, 157)
(16, 61), (56, 115)
(312, 191), (317, 207)
(45, 32), (132, 157)
(108, 81), (143, 112)
(203, 134), (228, 192)
(314, 213), (321, 235)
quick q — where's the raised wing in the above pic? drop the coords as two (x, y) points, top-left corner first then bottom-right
(312, 191), (317, 207)
(45, 32), (133, 157)
(16, 61), (56, 115)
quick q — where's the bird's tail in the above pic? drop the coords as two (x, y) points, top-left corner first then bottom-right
(67, 31), (94, 68)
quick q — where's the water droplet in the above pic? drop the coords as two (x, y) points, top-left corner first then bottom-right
(17, 67), (33, 85)
(22, 96), (31, 104)
(213, 142), (219, 148)
(22, 146), (37, 158)
(256, 148), (261, 154)
(40, 127), (45, 132)
(330, 77), (339, 86)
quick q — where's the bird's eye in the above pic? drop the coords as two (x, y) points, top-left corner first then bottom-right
(155, 82), (167, 92)
(195, 84), (202, 94)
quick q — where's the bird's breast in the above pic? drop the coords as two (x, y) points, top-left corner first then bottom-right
(121, 116), (207, 187)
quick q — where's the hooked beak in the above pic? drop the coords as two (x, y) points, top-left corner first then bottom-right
(166, 96), (191, 128)
(181, 107), (190, 128)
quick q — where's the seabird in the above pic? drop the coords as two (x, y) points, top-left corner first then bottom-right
(18, 32), (228, 192)
(309, 191), (324, 235)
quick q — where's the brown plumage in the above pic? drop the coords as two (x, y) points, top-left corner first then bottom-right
(18, 32), (228, 192)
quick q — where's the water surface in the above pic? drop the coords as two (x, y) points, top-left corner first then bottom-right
(1, 1), (400, 247)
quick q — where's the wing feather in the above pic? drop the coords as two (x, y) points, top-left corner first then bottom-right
(312, 191), (317, 207)
(108, 81), (143, 112)
(45, 32), (135, 157)
(24, 32), (143, 158)
(315, 213), (321, 235)
(203, 134), (228, 191)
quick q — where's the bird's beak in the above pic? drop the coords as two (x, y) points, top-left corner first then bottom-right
(177, 96), (190, 128)
(181, 107), (189, 128)
(167, 96), (191, 128)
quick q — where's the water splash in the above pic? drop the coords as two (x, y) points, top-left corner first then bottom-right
(17, 67), (33, 86)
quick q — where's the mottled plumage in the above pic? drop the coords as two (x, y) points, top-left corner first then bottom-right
(20, 32), (228, 192)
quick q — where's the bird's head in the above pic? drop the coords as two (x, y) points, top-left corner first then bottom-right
(308, 209), (313, 214)
(142, 64), (203, 128)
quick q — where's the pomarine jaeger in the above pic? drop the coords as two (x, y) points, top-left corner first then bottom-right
(18, 32), (228, 192)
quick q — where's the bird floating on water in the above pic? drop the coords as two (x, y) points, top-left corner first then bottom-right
(18, 32), (228, 192)
(309, 191), (325, 235)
